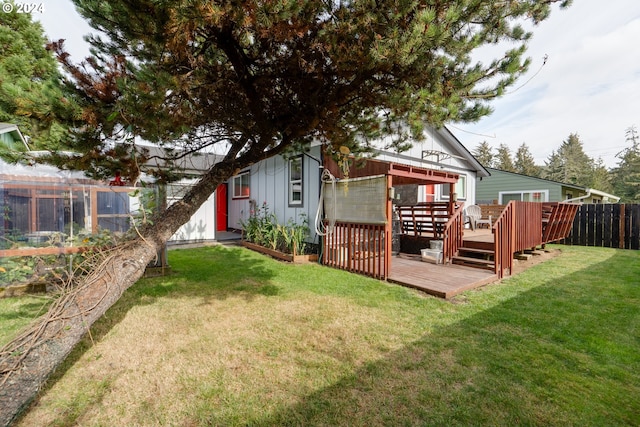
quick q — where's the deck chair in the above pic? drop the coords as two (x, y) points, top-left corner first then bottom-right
(464, 205), (482, 230)
(465, 205), (492, 230)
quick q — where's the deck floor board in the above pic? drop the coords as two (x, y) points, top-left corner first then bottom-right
(388, 254), (498, 299)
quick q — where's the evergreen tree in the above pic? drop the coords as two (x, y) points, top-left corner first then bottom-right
(0, 6), (80, 160)
(514, 143), (541, 177)
(0, 1), (572, 420)
(612, 126), (640, 202)
(472, 141), (494, 168)
(495, 143), (515, 172)
(543, 133), (593, 185)
(590, 157), (613, 194)
(543, 149), (564, 182)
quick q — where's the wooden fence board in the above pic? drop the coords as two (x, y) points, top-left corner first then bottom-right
(562, 204), (639, 250)
(594, 203), (604, 247)
(631, 204), (639, 250)
(612, 204), (621, 248)
(586, 204), (595, 246)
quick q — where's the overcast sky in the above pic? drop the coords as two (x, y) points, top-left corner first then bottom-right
(34, 0), (640, 168)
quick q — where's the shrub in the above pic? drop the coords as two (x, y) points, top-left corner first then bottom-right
(240, 203), (310, 255)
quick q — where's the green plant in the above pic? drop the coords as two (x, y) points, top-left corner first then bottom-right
(0, 257), (35, 286)
(240, 203), (310, 255)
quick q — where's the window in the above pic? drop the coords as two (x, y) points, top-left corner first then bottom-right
(499, 190), (549, 204)
(441, 175), (467, 200)
(288, 156), (303, 206)
(233, 172), (250, 199)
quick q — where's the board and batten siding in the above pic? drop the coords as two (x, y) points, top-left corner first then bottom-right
(476, 169), (563, 203)
(228, 145), (322, 242)
(167, 179), (217, 243)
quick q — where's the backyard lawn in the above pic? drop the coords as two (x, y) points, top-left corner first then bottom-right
(4, 244), (640, 426)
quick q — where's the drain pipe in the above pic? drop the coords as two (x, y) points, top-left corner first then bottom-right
(565, 188), (620, 204)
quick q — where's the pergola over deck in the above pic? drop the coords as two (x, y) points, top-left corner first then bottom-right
(321, 157), (465, 279)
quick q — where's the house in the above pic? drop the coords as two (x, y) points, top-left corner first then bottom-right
(225, 126), (581, 293)
(476, 167), (620, 204)
(226, 125), (491, 246)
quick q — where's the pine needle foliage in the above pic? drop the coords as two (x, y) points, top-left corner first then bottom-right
(48, 0), (570, 182)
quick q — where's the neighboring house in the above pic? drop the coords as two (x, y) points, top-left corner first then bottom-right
(226, 125), (490, 245)
(476, 167), (620, 204)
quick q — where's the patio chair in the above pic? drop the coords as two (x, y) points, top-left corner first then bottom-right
(464, 205), (491, 230)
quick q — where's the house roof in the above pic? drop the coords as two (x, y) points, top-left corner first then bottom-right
(439, 126), (491, 178)
(371, 125), (491, 178)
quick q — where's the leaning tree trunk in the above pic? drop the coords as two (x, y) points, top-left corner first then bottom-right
(0, 161), (239, 426)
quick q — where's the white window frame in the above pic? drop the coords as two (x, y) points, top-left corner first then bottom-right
(232, 172), (250, 199)
(288, 156), (303, 206)
(441, 175), (467, 201)
(498, 189), (549, 204)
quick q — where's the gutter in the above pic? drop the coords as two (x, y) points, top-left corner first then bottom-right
(565, 188), (620, 204)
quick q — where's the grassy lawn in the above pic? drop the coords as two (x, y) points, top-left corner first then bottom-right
(0, 295), (51, 349)
(5, 244), (640, 426)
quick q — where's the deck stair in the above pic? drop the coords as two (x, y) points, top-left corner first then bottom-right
(452, 240), (495, 271)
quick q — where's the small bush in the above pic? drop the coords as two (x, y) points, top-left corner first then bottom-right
(240, 202), (310, 255)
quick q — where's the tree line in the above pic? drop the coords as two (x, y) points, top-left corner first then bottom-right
(472, 128), (640, 203)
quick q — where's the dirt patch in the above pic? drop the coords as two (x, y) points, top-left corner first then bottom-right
(510, 247), (562, 275)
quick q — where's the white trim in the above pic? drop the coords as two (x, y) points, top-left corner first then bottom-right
(232, 172), (250, 199)
(498, 189), (549, 203)
(288, 156), (303, 206)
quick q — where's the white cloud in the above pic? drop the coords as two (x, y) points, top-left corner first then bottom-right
(458, 0), (640, 168)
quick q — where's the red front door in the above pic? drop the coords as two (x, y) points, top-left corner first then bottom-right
(216, 184), (227, 231)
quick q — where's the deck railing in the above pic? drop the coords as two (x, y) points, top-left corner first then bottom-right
(322, 221), (388, 279)
(492, 201), (580, 278)
(396, 202), (452, 238)
(542, 202), (580, 244)
(492, 201), (514, 279)
(442, 203), (465, 263)
(492, 201), (543, 278)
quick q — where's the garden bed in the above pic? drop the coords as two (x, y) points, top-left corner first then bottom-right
(241, 241), (318, 264)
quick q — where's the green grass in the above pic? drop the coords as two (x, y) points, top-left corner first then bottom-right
(0, 295), (51, 348)
(6, 244), (640, 426)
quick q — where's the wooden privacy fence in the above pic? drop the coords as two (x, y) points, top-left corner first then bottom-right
(322, 221), (389, 279)
(560, 204), (640, 249)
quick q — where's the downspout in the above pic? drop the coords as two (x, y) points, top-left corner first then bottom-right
(564, 190), (592, 204)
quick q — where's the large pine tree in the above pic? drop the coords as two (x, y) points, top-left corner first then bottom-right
(0, 1), (571, 422)
(494, 143), (516, 172)
(514, 143), (541, 177)
(612, 126), (640, 202)
(0, 7), (79, 160)
(472, 140), (494, 168)
(543, 133), (593, 185)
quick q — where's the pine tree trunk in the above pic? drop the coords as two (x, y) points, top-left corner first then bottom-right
(0, 162), (237, 426)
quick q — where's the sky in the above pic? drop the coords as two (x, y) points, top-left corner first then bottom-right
(33, 0), (640, 168)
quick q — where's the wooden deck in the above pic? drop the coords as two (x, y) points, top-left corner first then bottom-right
(461, 228), (494, 243)
(388, 254), (498, 299)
